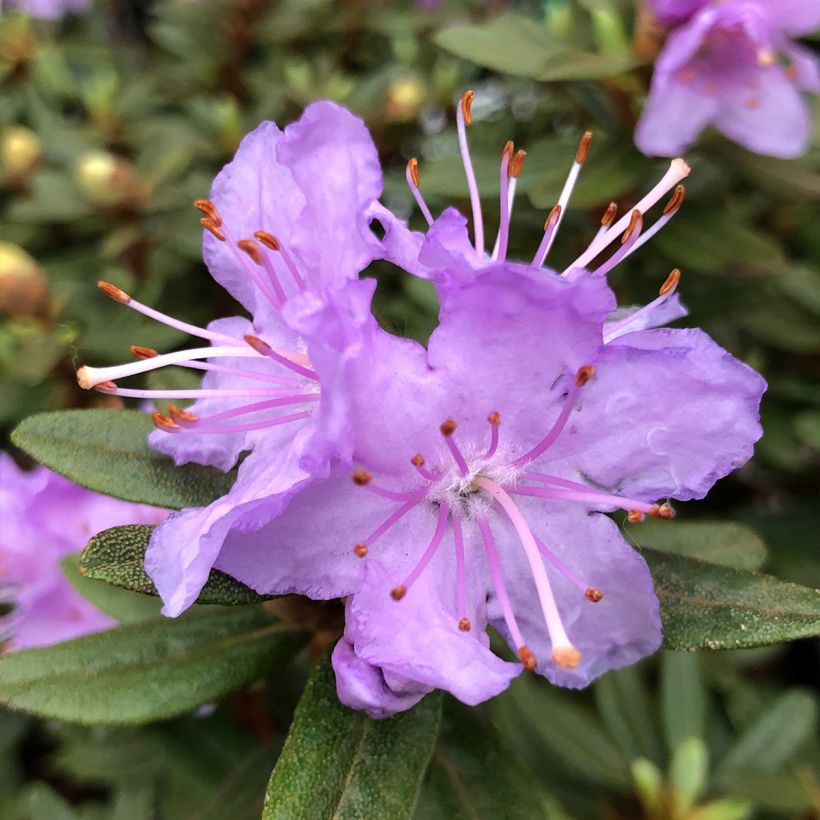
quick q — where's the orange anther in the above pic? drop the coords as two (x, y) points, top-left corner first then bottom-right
(130, 345), (157, 359)
(352, 470), (373, 486)
(510, 149), (527, 178)
(458, 618), (471, 632)
(411, 453), (425, 467)
(622, 209), (642, 243)
(407, 157), (420, 188)
(544, 204), (561, 230)
(575, 130), (593, 164)
(460, 90), (475, 126)
(663, 184), (685, 215)
(193, 198), (222, 226)
(98, 280), (130, 304)
(518, 645), (538, 671)
(152, 412), (179, 432)
(601, 201), (618, 227)
(576, 365), (596, 386)
(254, 231), (280, 250)
(440, 419), (457, 437)
(487, 411), (501, 426)
(628, 509), (645, 524)
(659, 268), (681, 296)
(354, 544), (368, 558)
(391, 585), (407, 601)
(200, 218), (225, 241)
(585, 587), (603, 603)
(237, 239), (264, 265)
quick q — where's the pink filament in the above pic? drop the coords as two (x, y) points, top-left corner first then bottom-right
(591, 212), (644, 278)
(444, 434), (470, 477)
(121, 299), (241, 346)
(456, 99), (484, 255)
(181, 394), (319, 426)
(484, 420), (499, 459)
(533, 534), (591, 594)
(602, 286), (678, 343)
(399, 502), (450, 592)
(511, 483), (656, 514)
(363, 482), (426, 502)
(451, 515), (468, 623)
(276, 243), (307, 291)
(406, 163), (434, 226)
(103, 386), (294, 400)
(253, 341), (319, 382)
(412, 460), (439, 482)
(532, 207), (562, 267)
(511, 379), (580, 467)
(181, 360), (304, 388)
(362, 493), (426, 548)
(493, 151), (512, 261)
(167, 410), (311, 436)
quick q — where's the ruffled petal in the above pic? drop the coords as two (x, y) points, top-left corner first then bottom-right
(761, 0), (820, 37)
(543, 327), (766, 501)
(603, 294), (688, 342)
(649, 0), (708, 26)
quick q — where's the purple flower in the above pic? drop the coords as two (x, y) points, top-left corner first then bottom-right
(0, 454), (166, 651)
(636, 0), (820, 158)
(75, 102), (385, 617)
(6, 0), (90, 20)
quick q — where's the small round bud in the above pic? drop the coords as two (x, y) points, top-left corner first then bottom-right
(75, 151), (148, 209)
(1, 126), (41, 182)
(385, 76), (425, 122)
(0, 242), (48, 317)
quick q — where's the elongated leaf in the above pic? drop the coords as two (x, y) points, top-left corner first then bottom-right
(264, 651), (441, 820)
(645, 549), (820, 650)
(660, 651), (706, 750)
(80, 524), (268, 606)
(0, 607), (306, 725)
(11, 409), (235, 510)
(433, 14), (638, 81)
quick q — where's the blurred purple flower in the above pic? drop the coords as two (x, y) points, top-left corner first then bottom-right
(0, 454), (166, 651)
(75, 102), (384, 616)
(6, 0), (90, 20)
(636, 0), (820, 157)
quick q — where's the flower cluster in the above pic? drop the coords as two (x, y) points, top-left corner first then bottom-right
(637, 0), (820, 158)
(76, 97), (765, 717)
(0, 454), (166, 651)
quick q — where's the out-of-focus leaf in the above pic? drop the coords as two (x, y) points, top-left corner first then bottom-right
(721, 769), (818, 814)
(80, 524), (269, 606)
(716, 689), (818, 776)
(594, 665), (663, 765)
(661, 651), (706, 750)
(264, 651), (441, 820)
(794, 410), (820, 452)
(692, 798), (752, 820)
(11, 409), (236, 509)
(61, 553), (162, 624)
(628, 520), (768, 572)
(416, 701), (545, 820)
(644, 548), (820, 650)
(147, 366), (201, 413)
(433, 14), (638, 81)
(720, 148), (820, 199)
(0, 607), (306, 725)
(668, 737), (708, 811)
(779, 265), (820, 316)
(740, 301), (820, 353)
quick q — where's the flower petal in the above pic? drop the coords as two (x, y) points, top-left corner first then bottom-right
(762, 0), (820, 37)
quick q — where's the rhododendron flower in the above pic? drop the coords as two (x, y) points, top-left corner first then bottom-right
(0, 454), (166, 651)
(74, 102), (384, 616)
(210, 262), (765, 718)
(636, 0), (820, 157)
(5, 0), (89, 20)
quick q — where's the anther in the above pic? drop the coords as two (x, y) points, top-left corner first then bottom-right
(510, 149), (526, 179)
(201, 218), (225, 241)
(544, 204), (561, 231)
(460, 89), (474, 126)
(244, 335), (272, 356)
(94, 380), (118, 393)
(354, 543), (368, 558)
(352, 470), (373, 486)
(585, 587), (603, 603)
(518, 646), (538, 671)
(649, 503), (675, 519)
(98, 280), (131, 304)
(575, 365), (595, 386)
(501, 140), (514, 164)
(411, 453), (425, 467)
(151, 412), (179, 432)
(440, 418), (457, 437)
(487, 411), (500, 426)
(193, 198), (222, 226)
(622, 209), (642, 243)
(575, 131), (593, 164)
(628, 509), (646, 524)
(253, 231), (280, 250)
(601, 202), (618, 227)
(130, 345), (157, 359)
(407, 157), (420, 188)
(237, 239), (264, 265)
(458, 618), (471, 632)
(552, 646), (582, 669)
(168, 404), (198, 424)
(659, 268), (681, 296)
(391, 585), (407, 601)
(663, 184), (685, 215)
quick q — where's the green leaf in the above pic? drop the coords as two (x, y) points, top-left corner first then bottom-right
(61, 554), (162, 624)
(668, 737), (708, 811)
(433, 14), (638, 81)
(628, 520), (767, 572)
(660, 651), (706, 750)
(0, 607), (306, 725)
(715, 690), (818, 777)
(644, 548), (820, 650)
(263, 650), (441, 820)
(11, 409), (236, 510)
(80, 524), (269, 606)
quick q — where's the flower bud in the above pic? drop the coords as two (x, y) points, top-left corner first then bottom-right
(385, 76), (425, 122)
(75, 151), (148, 209)
(1, 126), (42, 182)
(0, 242), (48, 317)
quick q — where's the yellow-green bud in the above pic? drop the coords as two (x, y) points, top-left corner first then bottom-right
(75, 151), (148, 209)
(0, 242), (48, 317)
(385, 76), (426, 122)
(1, 126), (42, 181)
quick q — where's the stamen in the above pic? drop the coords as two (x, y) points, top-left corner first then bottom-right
(130, 345), (157, 359)
(95, 385), (297, 400)
(97, 281), (240, 346)
(255, 232), (307, 291)
(511, 366), (594, 467)
(353, 492), (426, 557)
(152, 412), (179, 432)
(476, 477), (579, 669)
(405, 158), (434, 226)
(180, 359), (304, 387)
(476, 515), (528, 655)
(244, 335), (318, 382)
(622, 184), (685, 258)
(456, 90), (484, 256)
(201, 219), (225, 241)
(237, 239), (286, 307)
(650, 503), (675, 519)
(153, 410), (311, 436)
(351, 469), (421, 501)
(440, 418), (469, 477)
(411, 453), (438, 482)
(451, 515), (470, 630)
(391, 503), (449, 600)
(591, 210), (643, 277)
(194, 198), (222, 226)
(512, 482), (657, 516)
(568, 159), (690, 272)
(492, 141), (514, 261)
(628, 510), (645, 523)
(168, 405), (198, 424)
(484, 411), (500, 459)
(532, 533), (603, 602)
(531, 205), (562, 267)
(76, 345), (259, 390)
(535, 131), (592, 267)
(172, 394), (319, 426)
(603, 268), (681, 343)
